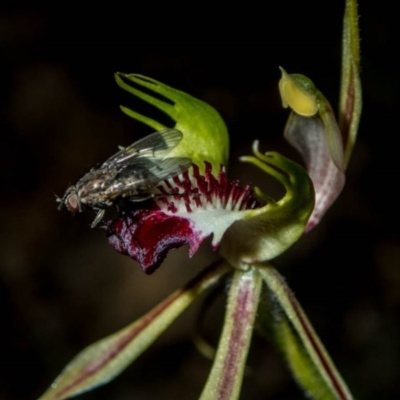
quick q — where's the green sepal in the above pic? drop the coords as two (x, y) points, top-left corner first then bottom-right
(339, 0), (362, 169)
(38, 262), (230, 400)
(258, 265), (354, 400)
(199, 268), (262, 400)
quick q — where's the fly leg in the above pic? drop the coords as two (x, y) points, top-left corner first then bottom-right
(91, 209), (106, 228)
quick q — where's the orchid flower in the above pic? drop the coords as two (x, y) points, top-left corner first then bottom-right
(39, 1), (361, 399)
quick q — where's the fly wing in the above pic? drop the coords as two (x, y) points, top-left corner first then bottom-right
(115, 156), (192, 195)
(146, 157), (192, 181)
(105, 128), (184, 165)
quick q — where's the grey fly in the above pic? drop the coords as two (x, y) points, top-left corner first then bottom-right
(57, 128), (192, 227)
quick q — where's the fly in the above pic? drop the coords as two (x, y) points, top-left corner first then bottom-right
(57, 128), (192, 228)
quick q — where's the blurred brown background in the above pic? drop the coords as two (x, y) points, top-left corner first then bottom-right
(1, 2), (399, 399)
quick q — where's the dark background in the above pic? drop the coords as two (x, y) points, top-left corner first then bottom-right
(1, 2), (399, 399)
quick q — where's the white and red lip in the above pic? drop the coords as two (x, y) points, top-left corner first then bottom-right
(107, 163), (259, 274)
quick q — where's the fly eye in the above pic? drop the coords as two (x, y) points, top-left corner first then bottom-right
(66, 193), (81, 213)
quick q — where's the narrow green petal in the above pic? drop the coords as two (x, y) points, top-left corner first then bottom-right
(259, 265), (354, 400)
(317, 92), (345, 171)
(38, 262), (229, 400)
(199, 268), (262, 400)
(115, 73), (229, 172)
